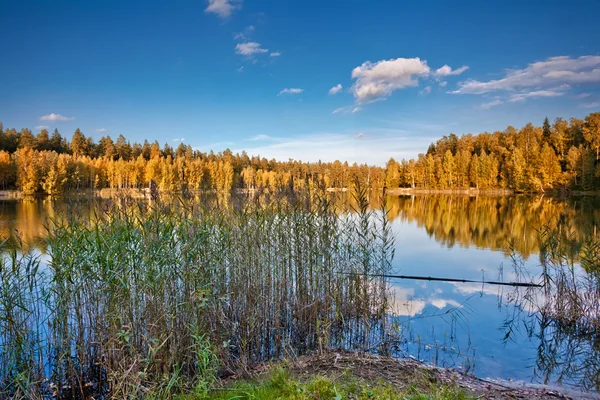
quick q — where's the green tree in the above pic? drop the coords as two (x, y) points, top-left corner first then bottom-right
(70, 129), (87, 157)
(115, 134), (132, 160)
(19, 129), (36, 149)
(100, 136), (117, 160)
(36, 129), (50, 151)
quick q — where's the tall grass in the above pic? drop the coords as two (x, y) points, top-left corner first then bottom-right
(0, 186), (395, 399)
(501, 224), (600, 391)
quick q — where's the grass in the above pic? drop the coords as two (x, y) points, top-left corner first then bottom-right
(176, 368), (474, 400)
(0, 185), (397, 399)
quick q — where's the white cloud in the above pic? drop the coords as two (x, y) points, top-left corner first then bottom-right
(439, 81), (447, 87)
(35, 125), (49, 130)
(172, 138), (185, 142)
(205, 0), (241, 18)
(582, 101), (600, 109)
(332, 105), (359, 114)
(233, 25), (255, 42)
(509, 89), (565, 102)
(434, 65), (469, 77)
(351, 57), (431, 103)
(235, 42), (268, 57)
(329, 84), (343, 95)
(453, 55), (600, 95)
(451, 282), (499, 296)
(419, 86), (432, 95)
(278, 88), (304, 96)
(479, 100), (503, 109)
(96, 128), (108, 133)
(237, 66), (244, 72)
(355, 132), (365, 138)
(430, 298), (463, 309)
(39, 113), (74, 122)
(270, 51), (281, 57)
(248, 134), (272, 141)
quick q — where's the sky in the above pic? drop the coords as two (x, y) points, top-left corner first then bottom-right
(1, 0), (600, 166)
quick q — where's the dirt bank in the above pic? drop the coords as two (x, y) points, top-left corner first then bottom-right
(220, 351), (599, 400)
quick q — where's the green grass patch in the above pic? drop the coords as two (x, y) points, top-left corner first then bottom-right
(178, 368), (474, 400)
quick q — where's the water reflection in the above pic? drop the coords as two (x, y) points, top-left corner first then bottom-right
(0, 193), (599, 390)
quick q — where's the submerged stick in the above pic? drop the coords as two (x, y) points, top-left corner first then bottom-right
(345, 273), (543, 288)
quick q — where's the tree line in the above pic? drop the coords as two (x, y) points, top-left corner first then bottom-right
(0, 124), (384, 195)
(0, 111), (599, 196)
(385, 112), (600, 193)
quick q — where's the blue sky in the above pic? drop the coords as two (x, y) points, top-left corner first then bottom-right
(1, 0), (600, 165)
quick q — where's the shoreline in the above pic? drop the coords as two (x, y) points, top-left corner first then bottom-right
(1, 187), (599, 199)
(212, 351), (599, 400)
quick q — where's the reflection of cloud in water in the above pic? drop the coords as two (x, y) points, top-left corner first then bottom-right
(451, 282), (500, 296)
(430, 298), (462, 309)
(389, 285), (463, 317)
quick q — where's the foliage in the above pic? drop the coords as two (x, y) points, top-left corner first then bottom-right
(2, 112), (600, 195)
(0, 190), (395, 398)
(178, 368), (474, 400)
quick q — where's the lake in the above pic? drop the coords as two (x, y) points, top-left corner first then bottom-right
(0, 193), (598, 392)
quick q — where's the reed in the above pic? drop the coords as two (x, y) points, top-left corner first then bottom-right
(500, 223), (600, 391)
(0, 187), (395, 399)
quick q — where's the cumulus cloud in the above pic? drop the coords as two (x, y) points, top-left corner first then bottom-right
(205, 0), (241, 18)
(35, 125), (49, 130)
(434, 65), (469, 77)
(329, 84), (343, 95)
(96, 128), (108, 133)
(39, 113), (74, 122)
(351, 57), (431, 103)
(172, 138), (185, 142)
(278, 88), (304, 96)
(453, 55), (600, 95)
(235, 41), (268, 57)
(270, 51), (281, 57)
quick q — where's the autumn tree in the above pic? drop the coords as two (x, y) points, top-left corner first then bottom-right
(583, 112), (600, 161)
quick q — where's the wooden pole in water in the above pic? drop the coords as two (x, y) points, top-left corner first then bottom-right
(344, 273), (543, 288)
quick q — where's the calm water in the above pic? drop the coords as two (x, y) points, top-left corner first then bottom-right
(1, 194), (599, 390)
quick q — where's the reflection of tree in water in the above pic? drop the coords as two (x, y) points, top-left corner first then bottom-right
(0, 197), (107, 253)
(502, 226), (600, 391)
(385, 195), (600, 261)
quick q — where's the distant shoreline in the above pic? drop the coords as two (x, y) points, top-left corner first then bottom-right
(384, 187), (514, 196)
(1, 186), (599, 199)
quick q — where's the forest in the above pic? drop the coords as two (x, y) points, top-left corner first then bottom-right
(0, 111), (599, 195)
